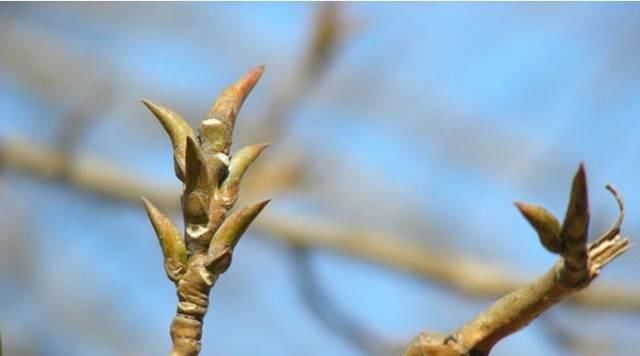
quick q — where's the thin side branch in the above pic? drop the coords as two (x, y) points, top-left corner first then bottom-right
(404, 165), (631, 356)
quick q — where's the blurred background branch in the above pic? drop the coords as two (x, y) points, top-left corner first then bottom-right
(2, 137), (639, 314)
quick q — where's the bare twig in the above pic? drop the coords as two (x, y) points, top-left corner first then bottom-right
(404, 165), (630, 356)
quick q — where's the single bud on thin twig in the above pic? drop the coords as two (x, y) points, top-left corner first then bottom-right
(515, 202), (562, 253)
(142, 99), (194, 181)
(209, 199), (270, 259)
(218, 143), (270, 208)
(561, 163), (590, 246)
(142, 197), (188, 280)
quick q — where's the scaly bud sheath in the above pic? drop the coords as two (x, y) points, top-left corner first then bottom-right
(184, 137), (210, 195)
(142, 99), (194, 181)
(561, 163), (590, 243)
(515, 202), (562, 253)
(218, 143), (270, 208)
(560, 164), (590, 248)
(559, 163), (590, 286)
(183, 137), (212, 233)
(209, 199), (270, 260)
(199, 116), (233, 155)
(142, 197), (188, 281)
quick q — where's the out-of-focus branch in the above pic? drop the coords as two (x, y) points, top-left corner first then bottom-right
(254, 7), (383, 352)
(262, 210), (639, 312)
(0, 14), (115, 115)
(0, 137), (180, 208)
(53, 85), (113, 153)
(241, 3), (351, 199)
(2, 137), (639, 314)
(256, 3), (348, 143)
(0, 185), (153, 355)
(539, 314), (610, 356)
(290, 247), (400, 356)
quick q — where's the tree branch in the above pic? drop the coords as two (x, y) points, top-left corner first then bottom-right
(141, 66), (269, 356)
(404, 165), (630, 356)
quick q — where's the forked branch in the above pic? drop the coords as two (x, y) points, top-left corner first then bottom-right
(141, 66), (269, 356)
(404, 164), (630, 356)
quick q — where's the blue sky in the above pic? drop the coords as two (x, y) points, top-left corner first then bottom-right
(1, 3), (639, 356)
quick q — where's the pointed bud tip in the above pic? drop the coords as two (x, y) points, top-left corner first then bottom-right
(141, 196), (155, 212)
(514, 201), (533, 214)
(141, 98), (157, 112)
(186, 135), (199, 149)
(567, 162), (589, 214)
(141, 98), (164, 113)
(250, 142), (271, 156)
(575, 162), (586, 181)
(240, 198), (271, 221)
(212, 198), (271, 251)
(245, 198), (271, 216)
(237, 65), (266, 93)
(257, 198), (271, 209)
(141, 197), (168, 227)
(251, 64), (266, 77)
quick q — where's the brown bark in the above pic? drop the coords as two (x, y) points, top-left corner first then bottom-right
(404, 166), (630, 356)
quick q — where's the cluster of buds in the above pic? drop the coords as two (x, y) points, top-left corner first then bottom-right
(140, 66), (269, 356)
